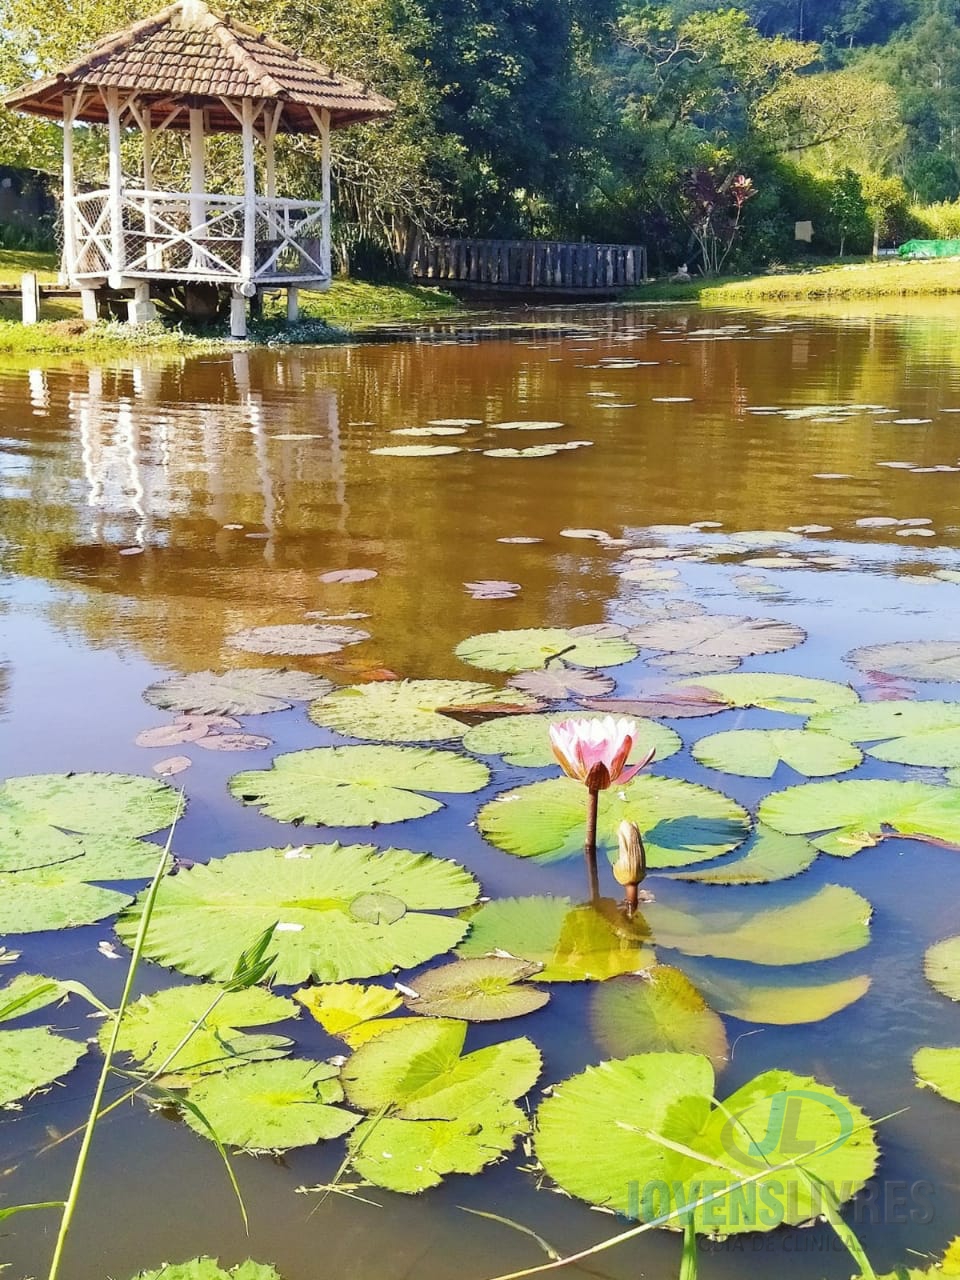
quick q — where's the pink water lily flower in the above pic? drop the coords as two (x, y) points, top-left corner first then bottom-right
(549, 716), (656, 792)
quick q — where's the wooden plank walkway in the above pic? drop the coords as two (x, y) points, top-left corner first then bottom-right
(408, 237), (647, 293)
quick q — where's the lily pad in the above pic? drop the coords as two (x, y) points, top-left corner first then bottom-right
(691, 728), (863, 778)
(589, 966), (728, 1064)
(143, 670), (334, 716)
(644, 885), (871, 965)
(400, 957), (549, 1021)
(0, 1026), (87, 1106)
(508, 667), (616, 699)
(678, 673), (859, 716)
(924, 936), (960, 1001)
(455, 627), (638, 674)
(462, 712), (681, 768)
(848, 641), (960, 683)
(229, 745), (489, 827)
(319, 567), (378, 583)
(0, 972), (71, 1021)
(578, 689), (731, 719)
(340, 1020), (541, 1192)
(370, 445), (462, 457)
(129, 1261), (284, 1280)
(535, 1053), (878, 1232)
(457, 896), (656, 982)
(293, 981), (409, 1047)
(227, 624), (369, 657)
(182, 1058), (357, 1151)
(809, 701), (960, 768)
(117, 844), (479, 984)
(663, 825), (818, 884)
(105, 985), (299, 1077)
(628, 614), (805, 662)
(647, 654), (742, 677)
(489, 421), (564, 431)
(307, 680), (536, 744)
(759, 779), (960, 856)
(477, 775), (750, 867)
(915, 1046), (960, 1105)
(393, 426), (467, 436)
(678, 961), (871, 1024)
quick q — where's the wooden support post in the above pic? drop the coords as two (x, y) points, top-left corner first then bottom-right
(105, 87), (125, 289)
(320, 108), (331, 281)
(264, 104), (281, 237)
(240, 97), (257, 290)
(62, 95), (77, 282)
(20, 273), (39, 325)
(230, 288), (248, 339)
(141, 106), (161, 271)
(189, 107), (206, 233)
(286, 286), (300, 324)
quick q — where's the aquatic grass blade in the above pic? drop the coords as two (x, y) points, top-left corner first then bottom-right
(679, 1215), (698, 1280)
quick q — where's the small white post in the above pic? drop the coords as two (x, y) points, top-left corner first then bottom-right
(286, 285), (299, 323)
(240, 97), (257, 289)
(127, 280), (155, 325)
(80, 289), (100, 322)
(189, 106), (206, 234)
(62, 94), (77, 282)
(320, 108), (331, 281)
(141, 105), (161, 271)
(105, 87), (125, 289)
(230, 288), (248, 339)
(20, 272), (39, 325)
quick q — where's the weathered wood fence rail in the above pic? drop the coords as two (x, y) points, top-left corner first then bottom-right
(408, 237), (647, 292)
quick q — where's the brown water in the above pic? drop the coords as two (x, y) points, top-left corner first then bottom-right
(2, 304), (960, 1280)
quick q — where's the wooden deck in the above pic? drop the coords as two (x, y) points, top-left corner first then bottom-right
(408, 236), (647, 295)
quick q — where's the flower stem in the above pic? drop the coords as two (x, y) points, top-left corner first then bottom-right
(584, 787), (600, 901)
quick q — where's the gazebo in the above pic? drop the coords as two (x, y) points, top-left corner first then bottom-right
(3, 0), (394, 335)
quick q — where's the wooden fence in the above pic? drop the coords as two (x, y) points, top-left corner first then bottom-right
(408, 237), (647, 292)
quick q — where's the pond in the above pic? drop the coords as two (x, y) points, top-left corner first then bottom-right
(2, 302), (960, 1280)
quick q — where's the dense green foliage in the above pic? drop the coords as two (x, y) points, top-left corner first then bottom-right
(2, 0), (960, 273)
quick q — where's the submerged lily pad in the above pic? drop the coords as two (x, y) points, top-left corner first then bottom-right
(229, 745), (489, 827)
(477, 775), (750, 867)
(117, 844), (479, 985)
(535, 1053), (878, 1231)
(182, 1058), (357, 1151)
(628, 614), (806, 662)
(759, 779), (960, 856)
(457, 896), (656, 982)
(663, 825), (818, 884)
(590, 966), (728, 1064)
(0, 1026), (87, 1106)
(455, 627), (638, 674)
(678, 673), (859, 715)
(129, 1261), (285, 1280)
(307, 680), (536, 743)
(143, 669), (334, 717)
(809, 701), (960, 768)
(341, 1019), (540, 1192)
(849, 641), (960, 683)
(578, 689), (731, 719)
(401, 957), (549, 1021)
(462, 712), (680, 768)
(105, 985), (299, 1078)
(692, 728), (863, 778)
(227, 624), (369, 657)
(678, 961), (871, 1024)
(924, 937), (960, 1001)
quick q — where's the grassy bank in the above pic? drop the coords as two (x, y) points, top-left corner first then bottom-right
(634, 257), (960, 304)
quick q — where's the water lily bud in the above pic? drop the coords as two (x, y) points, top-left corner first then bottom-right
(613, 820), (646, 887)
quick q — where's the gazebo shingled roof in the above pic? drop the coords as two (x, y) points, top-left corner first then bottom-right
(3, 0), (395, 131)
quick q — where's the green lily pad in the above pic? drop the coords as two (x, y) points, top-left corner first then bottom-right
(677, 960), (871, 1024)
(535, 1052), (878, 1232)
(104, 985), (299, 1078)
(759, 779), (960, 856)
(143, 669), (334, 716)
(129, 1261), (284, 1280)
(401, 957), (549, 1021)
(307, 680), (537, 743)
(457, 896), (656, 982)
(462, 712), (681, 768)
(293, 981), (410, 1047)
(0, 972), (70, 1022)
(229, 745), (489, 827)
(644, 884), (871, 965)
(924, 936), (960, 1001)
(455, 627), (638, 674)
(691, 728), (863, 778)
(915, 1046), (960, 1104)
(628, 614), (806, 661)
(0, 1026), (87, 1106)
(849, 641), (960, 683)
(809, 701), (960, 768)
(677, 673), (859, 715)
(227, 624), (370, 656)
(477, 775), (750, 867)
(662, 825), (818, 884)
(589, 966), (728, 1064)
(182, 1058), (357, 1151)
(341, 1019), (540, 1191)
(117, 844), (479, 985)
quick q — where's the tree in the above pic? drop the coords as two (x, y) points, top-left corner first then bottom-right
(827, 167), (869, 254)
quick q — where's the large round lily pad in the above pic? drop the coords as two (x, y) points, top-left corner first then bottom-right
(229, 746), (490, 827)
(455, 627), (638, 673)
(0, 1026), (87, 1106)
(457, 896), (656, 982)
(590, 967), (728, 1064)
(628, 614), (806, 662)
(227, 624), (369, 656)
(677, 673), (859, 715)
(509, 667), (616, 699)
(307, 680), (537, 743)
(663, 825), (818, 884)
(401, 957), (549, 1021)
(535, 1052), (878, 1232)
(477, 775), (750, 867)
(759, 779), (960, 856)
(924, 937), (960, 1001)
(182, 1058), (357, 1151)
(849, 641), (960, 683)
(116, 844), (479, 985)
(143, 669), (334, 716)
(809, 701), (960, 768)
(914, 1047), (960, 1104)
(462, 712), (681, 768)
(691, 728), (862, 778)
